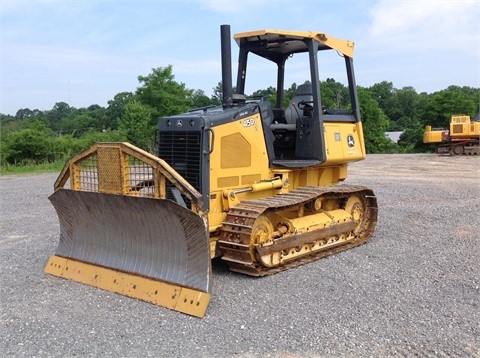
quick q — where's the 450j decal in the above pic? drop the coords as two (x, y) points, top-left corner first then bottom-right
(242, 117), (257, 127)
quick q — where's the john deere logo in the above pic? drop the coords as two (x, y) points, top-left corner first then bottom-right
(347, 135), (355, 147)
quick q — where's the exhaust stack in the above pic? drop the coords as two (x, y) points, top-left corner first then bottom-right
(220, 24), (233, 108)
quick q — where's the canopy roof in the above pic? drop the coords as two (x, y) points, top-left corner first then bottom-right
(234, 29), (354, 62)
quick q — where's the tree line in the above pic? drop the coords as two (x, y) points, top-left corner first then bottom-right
(1, 64), (479, 167)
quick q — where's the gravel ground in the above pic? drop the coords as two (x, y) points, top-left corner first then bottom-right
(1, 154), (479, 357)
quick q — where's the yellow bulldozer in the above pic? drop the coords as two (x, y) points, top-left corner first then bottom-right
(423, 114), (480, 155)
(45, 25), (378, 317)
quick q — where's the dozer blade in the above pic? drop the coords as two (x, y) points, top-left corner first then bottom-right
(45, 189), (211, 318)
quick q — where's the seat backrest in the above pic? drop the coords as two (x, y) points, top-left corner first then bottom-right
(284, 83), (313, 124)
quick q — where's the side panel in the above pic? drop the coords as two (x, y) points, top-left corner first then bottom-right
(208, 112), (272, 229)
(423, 126), (445, 144)
(450, 116), (480, 139)
(324, 122), (366, 163)
(471, 121), (480, 137)
(278, 165), (348, 188)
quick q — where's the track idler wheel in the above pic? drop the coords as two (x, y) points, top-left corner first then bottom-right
(343, 195), (366, 234)
(250, 214), (289, 267)
(451, 144), (465, 156)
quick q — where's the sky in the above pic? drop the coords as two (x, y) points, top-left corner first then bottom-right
(1, 0), (479, 116)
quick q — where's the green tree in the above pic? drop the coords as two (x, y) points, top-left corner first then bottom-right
(118, 100), (154, 151)
(368, 83), (424, 131)
(15, 108), (43, 120)
(1, 120), (56, 164)
(320, 79), (349, 109)
(253, 83), (297, 108)
(106, 92), (134, 130)
(1, 114), (26, 134)
(46, 102), (73, 131)
(86, 104), (108, 131)
(252, 86), (276, 106)
(211, 82), (223, 105)
(58, 112), (99, 137)
(386, 87), (423, 131)
(368, 81), (395, 111)
(421, 86), (479, 128)
(357, 87), (397, 153)
(0, 113), (16, 126)
(210, 81), (240, 105)
(393, 87), (418, 120)
(283, 83), (298, 107)
(136, 66), (193, 120)
(191, 89), (213, 108)
(397, 125), (426, 153)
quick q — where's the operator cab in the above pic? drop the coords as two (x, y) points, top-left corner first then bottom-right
(232, 29), (361, 167)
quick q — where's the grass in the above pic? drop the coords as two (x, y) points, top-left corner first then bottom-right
(0, 160), (65, 175)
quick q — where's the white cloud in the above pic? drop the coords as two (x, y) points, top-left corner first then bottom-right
(367, 0), (479, 53)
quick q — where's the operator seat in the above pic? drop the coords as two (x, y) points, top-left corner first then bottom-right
(284, 83), (313, 126)
(269, 83), (314, 160)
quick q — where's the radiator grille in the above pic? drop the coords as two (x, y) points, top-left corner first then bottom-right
(158, 131), (202, 196)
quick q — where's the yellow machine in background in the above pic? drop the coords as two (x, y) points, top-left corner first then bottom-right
(45, 25), (378, 317)
(424, 114), (480, 155)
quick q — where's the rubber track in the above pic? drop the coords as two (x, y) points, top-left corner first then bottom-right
(218, 184), (378, 276)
